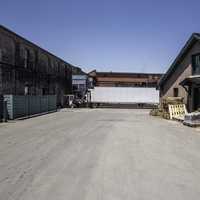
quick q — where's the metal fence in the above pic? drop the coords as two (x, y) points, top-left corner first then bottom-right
(4, 95), (57, 120)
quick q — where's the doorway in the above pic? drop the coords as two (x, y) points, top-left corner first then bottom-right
(193, 87), (200, 111)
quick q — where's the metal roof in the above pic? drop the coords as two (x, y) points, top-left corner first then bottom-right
(89, 70), (163, 77)
(180, 75), (200, 86)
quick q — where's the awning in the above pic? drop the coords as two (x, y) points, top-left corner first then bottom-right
(180, 75), (200, 86)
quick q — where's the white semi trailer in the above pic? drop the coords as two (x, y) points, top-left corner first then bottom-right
(89, 87), (159, 108)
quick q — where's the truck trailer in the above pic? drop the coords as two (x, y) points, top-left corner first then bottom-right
(89, 87), (159, 108)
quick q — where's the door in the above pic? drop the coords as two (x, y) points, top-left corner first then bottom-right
(193, 87), (200, 111)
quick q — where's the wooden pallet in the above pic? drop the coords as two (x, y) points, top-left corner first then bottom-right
(168, 104), (187, 120)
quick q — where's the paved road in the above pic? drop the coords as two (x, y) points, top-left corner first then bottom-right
(0, 109), (200, 200)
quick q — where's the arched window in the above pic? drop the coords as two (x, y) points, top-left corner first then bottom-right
(24, 48), (30, 68)
(0, 49), (2, 62)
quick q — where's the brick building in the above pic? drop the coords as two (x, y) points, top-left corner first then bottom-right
(89, 70), (162, 87)
(0, 25), (73, 106)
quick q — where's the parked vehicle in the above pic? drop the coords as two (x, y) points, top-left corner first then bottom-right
(64, 95), (75, 108)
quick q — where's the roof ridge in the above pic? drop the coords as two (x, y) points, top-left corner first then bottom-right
(159, 33), (200, 87)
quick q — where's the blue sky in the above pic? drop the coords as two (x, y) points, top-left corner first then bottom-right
(1, 0), (200, 73)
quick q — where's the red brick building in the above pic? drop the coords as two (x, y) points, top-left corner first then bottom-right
(89, 70), (162, 88)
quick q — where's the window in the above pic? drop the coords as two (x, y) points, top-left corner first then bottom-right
(72, 85), (78, 91)
(24, 49), (29, 68)
(141, 82), (147, 87)
(42, 88), (48, 95)
(173, 88), (179, 97)
(0, 49), (2, 62)
(78, 84), (85, 91)
(48, 57), (53, 72)
(24, 86), (29, 95)
(192, 54), (200, 75)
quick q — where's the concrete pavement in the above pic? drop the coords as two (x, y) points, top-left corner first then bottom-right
(0, 109), (200, 200)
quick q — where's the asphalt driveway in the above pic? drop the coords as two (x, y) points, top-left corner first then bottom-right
(0, 109), (200, 200)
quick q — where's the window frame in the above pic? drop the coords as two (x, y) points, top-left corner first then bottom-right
(192, 53), (200, 75)
(173, 87), (179, 97)
(24, 48), (30, 68)
(0, 49), (2, 62)
(24, 86), (29, 95)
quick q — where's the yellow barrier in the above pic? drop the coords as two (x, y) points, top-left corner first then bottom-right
(168, 104), (187, 120)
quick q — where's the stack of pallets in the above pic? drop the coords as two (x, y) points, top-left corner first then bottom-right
(161, 97), (185, 119)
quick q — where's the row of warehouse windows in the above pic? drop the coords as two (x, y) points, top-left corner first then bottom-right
(20, 47), (67, 74)
(0, 46), (69, 75)
(1, 69), (57, 95)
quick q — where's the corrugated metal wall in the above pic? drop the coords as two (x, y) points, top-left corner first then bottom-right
(4, 95), (57, 119)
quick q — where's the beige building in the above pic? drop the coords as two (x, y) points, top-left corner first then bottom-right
(159, 33), (200, 112)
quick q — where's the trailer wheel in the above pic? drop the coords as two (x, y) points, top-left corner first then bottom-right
(93, 103), (97, 108)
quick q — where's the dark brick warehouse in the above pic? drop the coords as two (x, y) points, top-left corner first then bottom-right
(0, 25), (77, 107)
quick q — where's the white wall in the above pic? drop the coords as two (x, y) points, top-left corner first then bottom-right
(90, 87), (159, 104)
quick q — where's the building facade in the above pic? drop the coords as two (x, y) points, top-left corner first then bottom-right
(0, 25), (73, 107)
(72, 67), (88, 99)
(88, 70), (162, 87)
(88, 70), (162, 108)
(159, 33), (200, 112)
